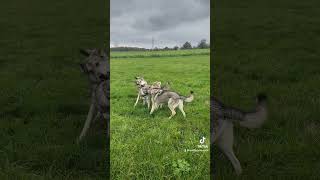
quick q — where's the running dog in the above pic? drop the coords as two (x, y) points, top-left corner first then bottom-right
(150, 89), (194, 119)
(211, 93), (267, 175)
(77, 48), (109, 143)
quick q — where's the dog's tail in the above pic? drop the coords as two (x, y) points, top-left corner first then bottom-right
(214, 93), (267, 129)
(239, 93), (267, 128)
(180, 91), (194, 103)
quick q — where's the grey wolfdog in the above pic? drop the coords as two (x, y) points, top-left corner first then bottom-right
(211, 93), (267, 175)
(134, 77), (170, 109)
(150, 89), (194, 119)
(134, 77), (150, 108)
(77, 48), (109, 143)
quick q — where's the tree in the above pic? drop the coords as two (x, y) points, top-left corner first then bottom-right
(181, 41), (192, 49)
(173, 46), (179, 50)
(164, 46), (170, 50)
(197, 39), (209, 49)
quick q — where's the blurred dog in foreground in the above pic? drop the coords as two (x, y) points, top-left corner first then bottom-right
(211, 93), (267, 175)
(77, 48), (109, 143)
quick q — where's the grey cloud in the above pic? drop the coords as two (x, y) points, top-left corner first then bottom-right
(111, 0), (210, 48)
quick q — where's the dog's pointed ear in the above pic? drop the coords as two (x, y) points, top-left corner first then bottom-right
(80, 49), (93, 56)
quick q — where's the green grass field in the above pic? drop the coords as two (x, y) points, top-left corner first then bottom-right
(0, 0), (108, 179)
(111, 49), (209, 59)
(213, 0), (320, 179)
(110, 49), (210, 179)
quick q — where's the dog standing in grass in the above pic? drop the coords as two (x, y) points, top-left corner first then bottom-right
(77, 48), (109, 143)
(211, 93), (267, 175)
(150, 89), (194, 119)
(134, 77), (151, 108)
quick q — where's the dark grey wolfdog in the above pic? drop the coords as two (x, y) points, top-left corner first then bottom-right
(211, 93), (267, 175)
(77, 48), (109, 143)
(150, 89), (194, 119)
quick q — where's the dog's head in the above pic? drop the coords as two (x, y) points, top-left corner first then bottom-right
(150, 81), (161, 89)
(162, 81), (171, 90)
(135, 76), (147, 87)
(80, 49), (109, 83)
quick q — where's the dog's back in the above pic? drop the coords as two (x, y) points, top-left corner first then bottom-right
(212, 94), (267, 129)
(155, 91), (180, 103)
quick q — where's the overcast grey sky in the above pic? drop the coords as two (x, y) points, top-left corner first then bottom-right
(111, 0), (210, 49)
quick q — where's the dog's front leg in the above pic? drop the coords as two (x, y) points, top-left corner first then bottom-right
(147, 96), (151, 109)
(134, 93), (140, 107)
(77, 103), (96, 144)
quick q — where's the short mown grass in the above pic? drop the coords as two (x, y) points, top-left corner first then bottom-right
(110, 50), (210, 179)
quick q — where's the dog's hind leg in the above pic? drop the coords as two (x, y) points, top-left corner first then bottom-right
(150, 95), (155, 107)
(150, 102), (158, 115)
(168, 99), (178, 119)
(134, 93), (140, 107)
(77, 104), (96, 144)
(178, 100), (186, 118)
(216, 121), (242, 175)
(212, 119), (227, 143)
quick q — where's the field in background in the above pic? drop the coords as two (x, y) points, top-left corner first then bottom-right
(110, 49), (210, 179)
(213, 0), (320, 179)
(0, 0), (107, 179)
(111, 49), (209, 58)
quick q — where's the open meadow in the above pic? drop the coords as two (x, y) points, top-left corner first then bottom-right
(110, 49), (210, 179)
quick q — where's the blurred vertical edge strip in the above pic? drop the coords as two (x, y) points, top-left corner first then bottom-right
(210, 0), (214, 179)
(106, 0), (110, 179)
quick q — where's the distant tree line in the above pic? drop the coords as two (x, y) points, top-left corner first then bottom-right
(110, 47), (147, 51)
(111, 39), (210, 51)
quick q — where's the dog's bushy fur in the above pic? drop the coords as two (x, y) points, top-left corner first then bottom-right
(212, 93), (267, 175)
(77, 48), (109, 143)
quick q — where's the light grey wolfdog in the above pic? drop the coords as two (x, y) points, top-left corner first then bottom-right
(150, 89), (194, 119)
(77, 48), (109, 143)
(134, 77), (170, 109)
(134, 76), (150, 108)
(212, 93), (267, 175)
